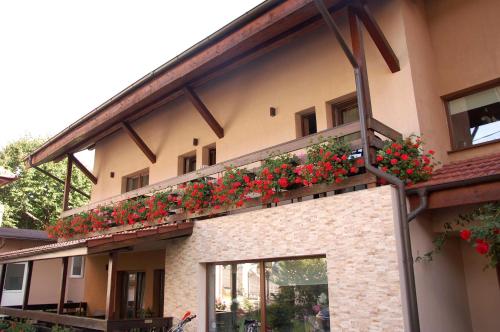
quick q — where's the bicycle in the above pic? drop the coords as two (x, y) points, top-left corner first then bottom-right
(167, 311), (197, 332)
(243, 319), (259, 332)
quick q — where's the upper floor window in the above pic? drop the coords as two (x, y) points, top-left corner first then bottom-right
(70, 256), (85, 278)
(331, 96), (359, 126)
(122, 169), (149, 193)
(183, 154), (197, 174)
(202, 144), (217, 167)
(296, 108), (317, 137)
(446, 83), (500, 149)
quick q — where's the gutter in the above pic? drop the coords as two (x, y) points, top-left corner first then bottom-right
(27, 0), (284, 161)
(406, 173), (500, 221)
(313, 1), (420, 330)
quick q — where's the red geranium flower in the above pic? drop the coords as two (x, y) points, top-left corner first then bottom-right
(390, 159), (398, 165)
(278, 177), (289, 188)
(459, 229), (471, 241)
(475, 239), (489, 255)
(401, 154), (409, 161)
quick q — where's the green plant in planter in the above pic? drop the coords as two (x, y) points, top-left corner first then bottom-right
(51, 324), (73, 332)
(417, 203), (500, 268)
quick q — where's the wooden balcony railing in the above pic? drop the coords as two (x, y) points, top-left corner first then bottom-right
(60, 117), (401, 228)
(0, 305), (173, 331)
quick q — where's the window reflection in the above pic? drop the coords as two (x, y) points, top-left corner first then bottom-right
(208, 258), (330, 332)
(265, 258), (330, 332)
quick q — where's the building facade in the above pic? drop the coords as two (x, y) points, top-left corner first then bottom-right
(0, 0), (499, 331)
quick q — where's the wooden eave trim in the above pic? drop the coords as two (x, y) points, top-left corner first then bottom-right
(28, 0), (348, 166)
(424, 181), (500, 209)
(0, 246), (88, 264)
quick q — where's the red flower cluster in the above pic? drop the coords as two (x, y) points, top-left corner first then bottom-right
(47, 136), (440, 240)
(459, 228), (493, 255)
(375, 136), (437, 186)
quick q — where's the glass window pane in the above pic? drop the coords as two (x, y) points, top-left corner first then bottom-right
(209, 263), (261, 331)
(265, 258), (330, 332)
(71, 256), (83, 276)
(449, 86), (500, 148)
(4, 263), (25, 291)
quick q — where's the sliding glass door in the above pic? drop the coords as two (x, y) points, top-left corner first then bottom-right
(208, 257), (330, 332)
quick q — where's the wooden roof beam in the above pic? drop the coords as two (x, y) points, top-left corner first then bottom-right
(69, 154), (97, 184)
(183, 86), (224, 138)
(120, 122), (157, 163)
(351, 1), (400, 73)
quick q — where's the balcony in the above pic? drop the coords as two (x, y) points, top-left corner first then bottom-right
(55, 117), (402, 240)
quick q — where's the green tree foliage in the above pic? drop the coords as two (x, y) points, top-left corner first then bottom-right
(0, 137), (91, 230)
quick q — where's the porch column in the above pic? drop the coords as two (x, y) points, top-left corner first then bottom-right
(22, 261), (33, 310)
(57, 257), (68, 314)
(0, 264), (6, 305)
(105, 252), (118, 320)
(62, 156), (73, 211)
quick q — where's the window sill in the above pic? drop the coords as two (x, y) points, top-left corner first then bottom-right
(448, 138), (500, 154)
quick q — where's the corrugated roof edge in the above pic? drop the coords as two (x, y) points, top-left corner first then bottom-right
(26, 0), (283, 162)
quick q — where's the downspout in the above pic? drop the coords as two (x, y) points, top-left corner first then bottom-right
(313, 1), (420, 330)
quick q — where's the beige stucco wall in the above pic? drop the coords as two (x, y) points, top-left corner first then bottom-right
(29, 258), (84, 305)
(90, 0), (421, 202)
(402, 0), (500, 163)
(83, 250), (165, 316)
(164, 186), (405, 331)
(0, 239), (84, 305)
(461, 241), (500, 332)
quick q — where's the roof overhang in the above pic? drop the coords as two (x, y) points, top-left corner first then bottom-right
(0, 222), (193, 264)
(27, 0), (351, 167)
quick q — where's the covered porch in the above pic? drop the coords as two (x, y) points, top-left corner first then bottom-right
(0, 222), (193, 331)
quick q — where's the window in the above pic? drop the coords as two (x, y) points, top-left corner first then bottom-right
(3, 263), (26, 291)
(208, 148), (217, 166)
(331, 96), (359, 126)
(70, 256), (85, 278)
(183, 155), (197, 174)
(202, 144), (217, 167)
(208, 257), (330, 331)
(446, 83), (500, 149)
(123, 169), (149, 193)
(296, 108), (317, 137)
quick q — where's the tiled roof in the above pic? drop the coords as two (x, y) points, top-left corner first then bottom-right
(0, 167), (17, 187)
(411, 153), (500, 189)
(0, 222), (193, 262)
(0, 227), (54, 241)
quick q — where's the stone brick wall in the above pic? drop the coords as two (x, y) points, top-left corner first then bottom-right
(164, 186), (404, 331)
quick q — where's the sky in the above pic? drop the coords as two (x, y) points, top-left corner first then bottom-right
(0, 0), (263, 168)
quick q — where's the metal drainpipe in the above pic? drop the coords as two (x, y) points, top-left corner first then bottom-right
(354, 68), (420, 332)
(313, 0), (421, 329)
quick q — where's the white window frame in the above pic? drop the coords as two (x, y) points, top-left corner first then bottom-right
(70, 256), (85, 278)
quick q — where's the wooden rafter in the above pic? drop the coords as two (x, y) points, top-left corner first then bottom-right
(69, 154), (97, 184)
(30, 0), (354, 166)
(62, 157), (73, 211)
(120, 122), (157, 163)
(183, 86), (224, 138)
(351, 1), (400, 73)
